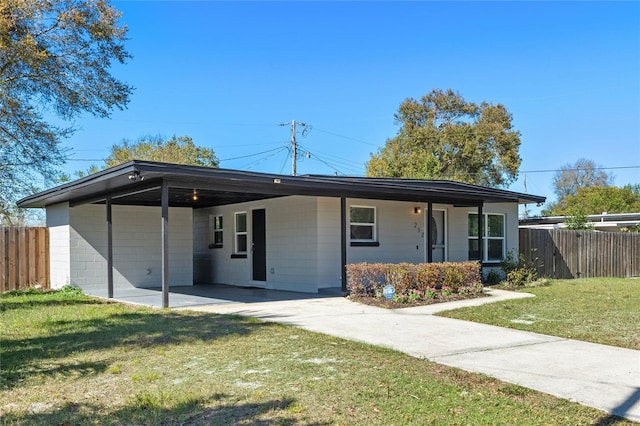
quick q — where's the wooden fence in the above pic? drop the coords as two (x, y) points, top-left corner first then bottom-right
(519, 228), (640, 279)
(0, 227), (50, 292)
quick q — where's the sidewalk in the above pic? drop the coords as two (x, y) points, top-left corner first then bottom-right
(184, 288), (640, 422)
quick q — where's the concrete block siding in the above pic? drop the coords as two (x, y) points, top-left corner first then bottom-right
(49, 196), (517, 294)
(194, 196), (518, 293)
(47, 203), (193, 292)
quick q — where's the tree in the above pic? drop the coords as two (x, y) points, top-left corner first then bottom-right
(77, 135), (219, 176)
(543, 184), (640, 216)
(552, 158), (613, 201)
(0, 0), (133, 223)
(366, 89), (521, 188)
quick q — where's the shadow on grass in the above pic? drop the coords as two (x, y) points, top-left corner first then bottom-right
(2, 394), (332, 425)
(0, 294), (105, 312)
(1, 305), (270, 391)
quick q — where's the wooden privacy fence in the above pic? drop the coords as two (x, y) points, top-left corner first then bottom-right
(519, 228), (640, 279)
(0, 227), (50, 292)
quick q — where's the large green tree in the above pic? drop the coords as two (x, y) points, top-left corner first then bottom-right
(77, 135), (219, 177)
(543, 184), (640, 216)
(104, 135), (219, 168)
(0, 0), (132, 223)
(366, 89), (521, 188)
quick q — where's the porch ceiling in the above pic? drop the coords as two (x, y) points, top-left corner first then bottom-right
(17, 160), (546, 209)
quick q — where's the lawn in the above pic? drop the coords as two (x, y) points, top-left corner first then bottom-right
(439, 277), (640, 350)
(1, 287), (634, 425)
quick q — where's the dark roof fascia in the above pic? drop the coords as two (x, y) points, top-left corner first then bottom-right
(303, 175), (546, 204)
(18, 160), (546, 208)
(17, 162), (140, 208)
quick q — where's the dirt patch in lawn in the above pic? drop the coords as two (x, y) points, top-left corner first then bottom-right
(347, 292), (489, 309)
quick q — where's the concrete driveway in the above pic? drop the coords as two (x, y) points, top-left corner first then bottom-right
(183, 288), (640, 423)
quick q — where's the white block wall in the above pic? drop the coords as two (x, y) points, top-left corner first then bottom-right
(345, 198), (426, 265)
(46, 203), (71, 289)
(194, 196), (324, 293)
(47, 203), (193, 292)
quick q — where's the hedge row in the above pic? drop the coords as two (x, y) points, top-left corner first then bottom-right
(346, 261), (482, 297)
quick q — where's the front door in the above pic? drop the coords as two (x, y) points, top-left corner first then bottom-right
(431, 210), (446, 262)
(252, 209), (267, 281)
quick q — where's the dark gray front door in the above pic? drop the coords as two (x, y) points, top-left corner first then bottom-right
(252, 209), (266, 281)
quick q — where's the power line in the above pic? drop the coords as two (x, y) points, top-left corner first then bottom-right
(313, 127), (379, 147)
(520, 165), (640, 174)
(219, 146), (287, 162)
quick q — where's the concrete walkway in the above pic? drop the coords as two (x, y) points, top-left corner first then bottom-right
(183, 288), (640, 423)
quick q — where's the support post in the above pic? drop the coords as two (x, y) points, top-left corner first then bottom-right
(477, 203), (484, 265)
(427, 202), (433, 263)
(340, 197), (347, 293)
(161, 180), (169, 308)
(106, 195), (113, 299)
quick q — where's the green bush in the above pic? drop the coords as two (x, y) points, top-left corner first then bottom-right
(500, 250), (538, 287)
(346, 261), (482, 297)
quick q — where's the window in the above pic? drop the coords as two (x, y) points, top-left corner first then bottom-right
(350, 206), (377, 244)
(234, 212), (247, 254)
(468, 213), (505, 262)
(209, 215), (223, 248)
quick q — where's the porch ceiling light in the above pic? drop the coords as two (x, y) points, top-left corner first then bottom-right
(192, 189), (198, 201)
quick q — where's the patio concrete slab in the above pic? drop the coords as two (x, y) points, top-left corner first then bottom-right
(182, 288), (640, 423)
(83, 284), (340, 308)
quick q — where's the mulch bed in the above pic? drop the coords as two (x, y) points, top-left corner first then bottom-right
(347, 292), (489, 309)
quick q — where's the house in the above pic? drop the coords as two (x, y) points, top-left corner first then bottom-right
(519, 212), (640, 232)
(17, 160), (545, 307)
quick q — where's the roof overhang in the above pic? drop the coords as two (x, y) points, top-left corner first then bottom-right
(17, 160), (546, 209)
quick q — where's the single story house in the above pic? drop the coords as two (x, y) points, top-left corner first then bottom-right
(520, 212), (640, 232)
(18, 160), (545, 307)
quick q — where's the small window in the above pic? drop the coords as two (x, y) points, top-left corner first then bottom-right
(209, 215), (223, 248)
(234, 212), (247, 254)
(350, 206), (376, 242)
(468, 213), (505, 262)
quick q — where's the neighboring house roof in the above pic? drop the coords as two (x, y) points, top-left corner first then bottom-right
(519, 213), (640, 231)
(17, 160), (546, 209)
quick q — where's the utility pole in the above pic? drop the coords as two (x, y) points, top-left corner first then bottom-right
(291, 120), (297, 176)
(279, 120), (309, 176)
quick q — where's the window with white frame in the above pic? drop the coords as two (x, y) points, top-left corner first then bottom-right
(350, 206), (376, 242)
(468, 213), (505, 262)
(210, 215), (223, 248)
(234, 212), (247, 254)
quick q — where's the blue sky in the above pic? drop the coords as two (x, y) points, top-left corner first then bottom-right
(61, 1), (640, 214)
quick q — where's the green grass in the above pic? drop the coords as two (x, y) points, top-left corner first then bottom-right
(439, 277), (640, 350)
(0, 287), (635, 425)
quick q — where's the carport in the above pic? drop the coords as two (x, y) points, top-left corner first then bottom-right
(18, 160), (545, 307)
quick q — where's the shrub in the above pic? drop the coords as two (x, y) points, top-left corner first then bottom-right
(414, 263), (442, 291)
(441, 264), (466, 292)
(500, 250), (538, 287)
(386, 263), (414, 294)
(346, 261), (482, 296)
(346, 263), (390, 296)
(484, 269), (502, 285)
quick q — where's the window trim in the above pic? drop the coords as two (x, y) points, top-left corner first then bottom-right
(468, 212), (506, 263)
(350, 205), (377, 245)
(209, 214), (223, 249)
(234, 211), (248, 255)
